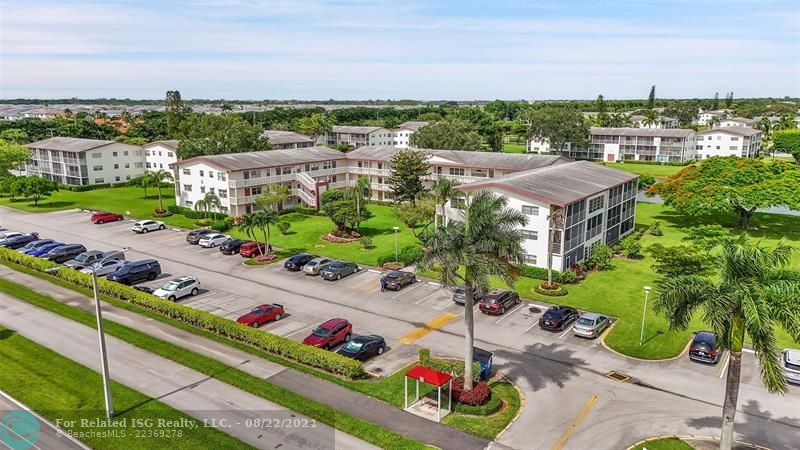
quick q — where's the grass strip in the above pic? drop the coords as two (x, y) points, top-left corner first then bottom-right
(0, 275), (428, 450)
(442, 382), (520, 440)
(0, 325), (251, 450)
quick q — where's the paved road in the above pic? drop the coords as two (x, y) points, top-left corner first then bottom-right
(3, 207), (800, 449)
(0, 292), (375, 450)
(0, 392), (88, 450)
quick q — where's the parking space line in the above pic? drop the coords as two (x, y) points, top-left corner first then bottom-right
(494, 303), (524, 324)
(391, 282), (425, 299)
(414, 288), (444, 304)
(525, 321), (539, 332)
(559, 328), (572, 340)
(284, 323), (321, 338)
(551, 394), (600, 450)
(717, 352), (731, 378)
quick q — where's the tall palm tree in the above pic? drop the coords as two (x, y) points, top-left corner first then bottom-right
(347, 176), (372, 217)
(194, 191), (221, 220)
(642, 110), (660, 128)
(422, 189), (527, 390)
(654, 236), (800, 450)
(150, 169), (174, 212)
(774, 114), (797, 131)
(238, 213), (258, 241)
(432, 178), (458, 228)
(708, 115), (721, 130)
(757, 117), (773, 137)
(253, 209), (279, 255)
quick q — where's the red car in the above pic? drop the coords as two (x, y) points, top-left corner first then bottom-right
(239, 241), (267, 257)
(303, 318), (352, 349)
(91, 211), (124, 224)
(236, 304), (285, 328)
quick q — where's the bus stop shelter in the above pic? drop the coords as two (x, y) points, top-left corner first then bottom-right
(403, 365), (453, 422)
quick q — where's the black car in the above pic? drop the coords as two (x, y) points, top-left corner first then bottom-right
(539, 305), (579, 331)
(284, 253), (318, 271)
(689, 331), (721, 364)
(336, 335), (386, 361)
(219, 239), (247, 255)
(382, 271), (416, 290)
(186, 229), (218, 244)
(41, 244), (87, 263)
(0, 233), (40, 249)
(107, 259), (162, 285)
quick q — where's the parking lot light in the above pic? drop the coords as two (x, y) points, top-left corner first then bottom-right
(392, 226), (400, 262)
(640, 286), (652, 346)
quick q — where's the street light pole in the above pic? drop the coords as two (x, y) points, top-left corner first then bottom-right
(392, 226), (399, 261)
(639, 286), (651, 346)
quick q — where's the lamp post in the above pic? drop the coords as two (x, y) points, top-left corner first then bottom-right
(392, 226), (399, 262)
(639, 285), (652, 346)
(47, 247), (130, 418)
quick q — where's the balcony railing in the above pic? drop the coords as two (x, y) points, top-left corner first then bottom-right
(228, 167), (347, 189)
(292, 188), (316, 206)
(349, 167), (391, 177)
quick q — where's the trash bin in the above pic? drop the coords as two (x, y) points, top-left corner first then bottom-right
(472, 347), (493, 381)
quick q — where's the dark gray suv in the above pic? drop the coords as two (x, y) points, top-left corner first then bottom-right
(106, 259), (162, 285)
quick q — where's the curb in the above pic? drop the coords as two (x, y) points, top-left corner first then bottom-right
(0, 389), (91, 450)
(491, 371), (525, 441)
(599, 322), (692, 363)
(626, 434), (771, 450)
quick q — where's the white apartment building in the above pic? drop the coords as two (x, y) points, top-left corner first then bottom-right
(718, 117), (755, 128)
(392, 121), (429, 148)
(585, 128), (697, 162)
(697, 110), (728, 126)
(696, 128), (762, 159)
(144, 140), (179, 171)
(629, 115), (679, 129)
(25, 137), (145, 186)
(262, 130), (315, 150)
(325, 126), (394, 147)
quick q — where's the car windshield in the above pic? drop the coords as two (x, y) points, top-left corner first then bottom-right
(454, 286), (465, 294)
(342, 341), (363, 352)
(312, 327), (331, 337)
(74, 254), (90, 262)
(482, 297), (498, 304)
(251, 307), (267, 315)
(161, 282), (179, 291)
(306, 261), (317, 267)
(543, 311), (561, 319)
(386, 273), (400, 279)
(785, 353), (800, 371)
(577, 318), (595, 326)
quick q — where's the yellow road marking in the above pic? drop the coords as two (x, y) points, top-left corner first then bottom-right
(398, 312), (457, 345)
(551, 394), (600, 450)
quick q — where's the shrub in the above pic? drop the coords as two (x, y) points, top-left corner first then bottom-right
(584, 244), (613, 271)
(277, 206), (317, 216)
(0, 248), (365, 379)
(377, 244), (424, 267)
(617, 235), (643, 259)
(534, 283), (567, 296)
(514, 264), (577, 284)
(450, 377), (491, 406)
(418, 348), (480, 382)
(453, 395), (502, 415)
(647, 221), (662, 236)
(277, 221), (291, 235)
(210, 218), (234, 232)
(359, 236), (373, 250)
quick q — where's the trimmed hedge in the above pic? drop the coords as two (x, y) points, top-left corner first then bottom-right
(0, 248), (365, 379)
(167, 205), (229, 221)
(515, 264), (577, 284)
(377, 244), (424, 267)
(419, 348), (480, 382)
(277, 206), (318, 216)
(453, 395), (502, 415)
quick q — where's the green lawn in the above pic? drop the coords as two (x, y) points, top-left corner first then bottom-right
(503, 143), (527, 153)
(442, 382), (520, 440)
(0, 325), (250, 450)
(631, 437), (695, 450)
(595, 162), (688, 179)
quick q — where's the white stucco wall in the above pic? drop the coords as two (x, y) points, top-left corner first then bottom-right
(85, 142), (146, 184)
(145, 144), (179, 171)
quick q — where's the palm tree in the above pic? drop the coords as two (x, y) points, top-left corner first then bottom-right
(347, 176), (372, 217)
(774, 114), (797, 131)
(642, 110), (660, 128)
(708, 115), (721, 130)
(194, 191), (221, 220)
(238, 213), (258, 241)
(432, 178), (458, 228)
(757, 117), (773, 137)
(253, 209), (279, 255)
(422, 189), (527, 390)
(150, 169), (174, 212)
(654, 236), (800, 450)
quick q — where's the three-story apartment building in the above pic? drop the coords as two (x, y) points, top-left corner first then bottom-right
(144, 140), (179, 171)
(325, 126), (394, 147)
(262, 130), (315, 150)
(586, 128), (697, 162)
(696, 127), (761, 159)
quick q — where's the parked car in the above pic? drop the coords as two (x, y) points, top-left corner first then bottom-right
(236, 304), (285, 328)
(239, 241), (267, 257)
(106, 259), (162, 285)
(336, 335), (386, 361)
(452, 284), (483, 305)
(478, 288), (520, 315)
(539, 305), (579, 331)
(133, 286), (155, 294)
(382, 271), (416, 290)
(320, 261), (360, 280)
(81, 259), (129, 277)
(198, 233), (231, 248)
(284, 253), (317, 271)
(63, 250), (125, 270)
(27, 242), (65, 257)
(0, 231), (25, 243)
(91, 211), (124, 224)
(781, 349), (800, 385)
(303, 318), (352, 349)
(41, 244), (87, 263)
(0, 232), (40, 249)
(302, 257), (334, 275)
(572, 312), (610, 339)
(186, 229), (218, 244)
(153, 276), (201, 301)
(689, 331), (722, 364)
(17, 239), (55, 253)
(219, 239), (247, 255)
(132, 220), (166, 233)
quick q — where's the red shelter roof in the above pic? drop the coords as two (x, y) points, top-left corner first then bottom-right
(405, 365), (452, 387)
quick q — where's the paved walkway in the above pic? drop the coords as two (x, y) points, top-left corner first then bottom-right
(0, 266), (489, 450)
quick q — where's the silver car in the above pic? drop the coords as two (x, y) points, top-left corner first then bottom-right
(302, 257), (333, 275)
(572, 312), (610, 339)
(132, 220), (166, 233)
(81, 259), (129, 277)
(782, 349), (800, 385)
(198, 233), (231, 248)
(153, 276), (201, 301)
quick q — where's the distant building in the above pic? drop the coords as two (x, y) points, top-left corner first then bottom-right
(586, 128), (697, 162)
(697, 110), (728, 126)
(144, 140), (180, 171)
(262, 130), (314, 150)
(718, 117), (755, 128)
(629, 115), (678, 129)
(696, 128), (761, 159)
(25, 137), (145, 186)
(325, 126), (393, 147)
(393, 121), (429, 148)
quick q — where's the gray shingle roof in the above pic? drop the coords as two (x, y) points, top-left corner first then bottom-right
(331, 125), (385, 134)
(396, 121), (429, 132)
(144, 140), (179, 149)
(457, 161), (639, 206)
(699, 127), (761, 137)
(346, 146), (570, 171)
(181, 146), (346, 171)
(723, 117), (755, 124)
(26, 137), (116, 152)
(590, 127), (695, 138)
(262, 130), (314, 145)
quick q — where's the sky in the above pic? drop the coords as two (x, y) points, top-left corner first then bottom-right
(1, 0), (799, 100)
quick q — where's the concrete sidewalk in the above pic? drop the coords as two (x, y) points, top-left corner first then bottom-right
(0, 265), (490, 450)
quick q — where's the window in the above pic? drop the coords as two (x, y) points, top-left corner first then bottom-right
(183, 169), (190, 175)
(134, 150), (142, 156)
(520, 230), (538, 240)
(522, 254), (537, 264)
(218, 189), (228, 198)
(112, 151), (118, 157)
(146, 162), (151, 168)
(167, 152), (174, 157)
(183, 184), (192, 192)
(123, 151), (129, 156)
(209, 171), (214, 178)
(93, 165), (103, 171)
(94, 178), (104, 183)
(251, 186), (262, 195)
(586, 214), (603, 240)
(449, 167), (465, 176)
(124, 163), (130, 168)
(126, 175), (131, 180)
(730, 146), (738, 151)
(521, 205), (539, 215)
(134, 162), (143, 169)
(731, 137), (739, 141)
(115, 176), (120, 182)
(199, 170), (204, 176)
(588, 196), (604, 213)
(113, 164), (119, 169)
(185, 200), (193, 207)
(200, 186), (205, 193)
(218, 172), (226, 181)
(92, 153), (102, 159)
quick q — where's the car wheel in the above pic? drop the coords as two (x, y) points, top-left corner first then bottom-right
(142, 228), (149, 234)
(251, 322), (258, 328)
(275, 313), (282, 321)
(118, 217), (123, 221)
(412, 277), (417, 283)
(344, 333), (351, 342)
(159, 225), (165, 230)
(147, 272), (156, 281)
(97, 220), (104, 224)
(191, 288), (198, 296)
(377, 346), (385, 355)
(336, 274), (341, 280)
(500, 306), (506, 315)
(210, 243), (216, 248)
(168, 296), (176, 302)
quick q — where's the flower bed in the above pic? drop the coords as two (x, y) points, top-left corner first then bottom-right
(244, 253), (279, 265)
(321, 233), (361, 243)
(534, 282), (568, 297)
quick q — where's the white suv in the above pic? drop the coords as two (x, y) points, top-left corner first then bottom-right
(782, 349), (800, 385)
(132, 220), (166, 233)
(153, 276), (201, 301)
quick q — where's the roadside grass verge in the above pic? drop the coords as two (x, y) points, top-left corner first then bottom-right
(441, 381), (520, 440)
(0, 276), (427, 450)
(630, 437), (695, 450)
(0, 324), (250, 450)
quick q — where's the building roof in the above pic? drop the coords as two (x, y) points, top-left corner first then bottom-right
(723, 117), (755, 124)
(699, 127), (761, 137)
(396, 121), (429, 132)
(346, 146), (570, 171)
(331, 125), (385, 134)
(457, 161), (639, 207)
(26, 137), (117, 152)
(405, 365), (452, 387)
(143, 140), (179, 149)
(179, 146), (346, 171)
(629, 115), (677, 122)
(590, 127), (694, 138)
(262, 130), (314, 145)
